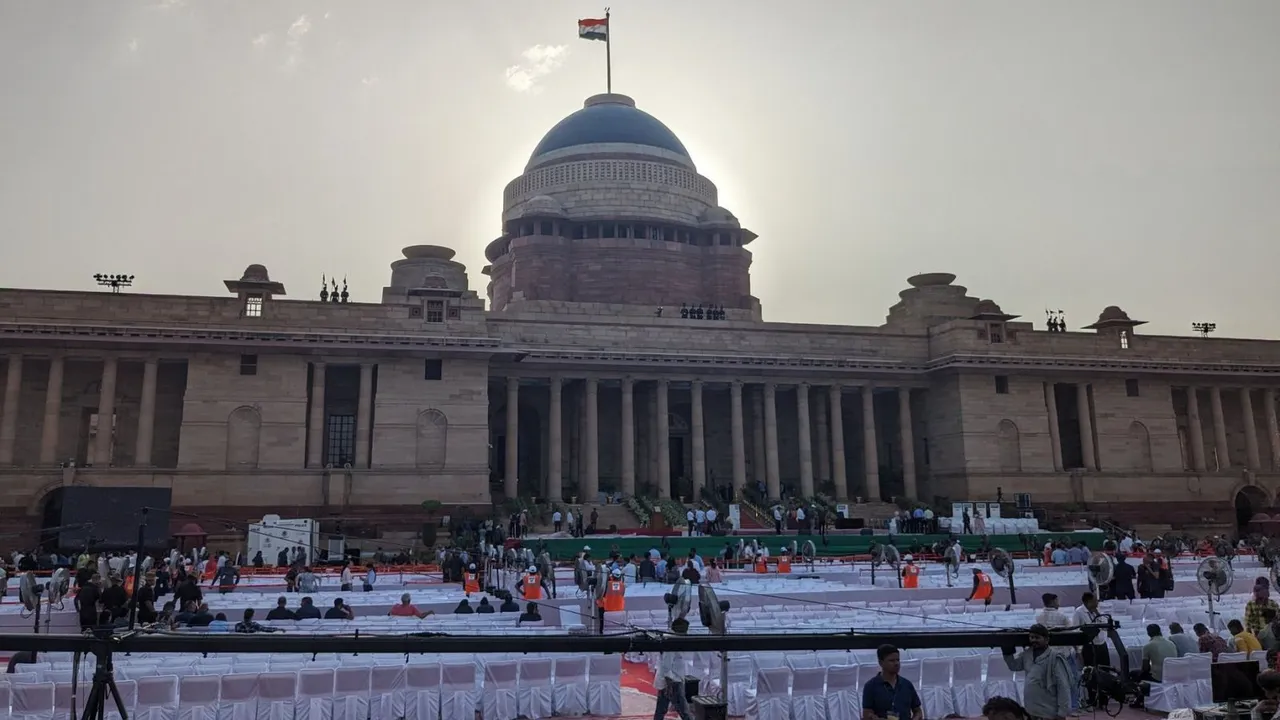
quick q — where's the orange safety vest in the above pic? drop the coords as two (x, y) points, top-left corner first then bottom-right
(202, 563), (216, 581)
(464, 572), (480, 594)
(902, 564), (920, 589)
(777, 557), (791, 573)
(598, 580), (625, 612)
(522, 573), (543, 600)
(973, 572), (993, 600)
(124, 576), (135, 594)
(754, 556), (768, 574)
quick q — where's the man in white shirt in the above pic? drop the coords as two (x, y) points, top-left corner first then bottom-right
(772, 507), (784, 535)
(706, 507), (718, 532)
(686, 509), (696, 536)
(694, 508), (706, 535)
(653, 618), (693, 720)
(1072, 592), (1110, 709)
(1036, 593), (1072, 628)
(795, 506), (806, 531)
(552, 510), (563, 533)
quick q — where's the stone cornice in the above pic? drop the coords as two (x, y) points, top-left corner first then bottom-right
(505, 348), (924, 372)
(929, 352), (1280, 376)
(0, 322), (502, 354)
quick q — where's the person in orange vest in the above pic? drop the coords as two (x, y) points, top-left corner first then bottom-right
(901, 555), (920, 589)
(968, 567), (994, 606)
(598, 568), (626, 613)
(519, 565), (543, 600)
(754, 554), (768, 574)
(463, 563), (481, 595)
(777, 552), (792, 574)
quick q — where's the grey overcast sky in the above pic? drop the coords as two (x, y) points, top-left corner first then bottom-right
(2, 1), (1277, 337)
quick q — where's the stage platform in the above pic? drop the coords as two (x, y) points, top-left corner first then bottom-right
(528, 530), (1106, 559)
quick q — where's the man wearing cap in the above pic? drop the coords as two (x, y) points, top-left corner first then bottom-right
(1002, 624), (1072, 720)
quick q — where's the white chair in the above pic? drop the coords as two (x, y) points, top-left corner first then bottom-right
(135, 676), (180, 720)
(295, 669), (335, 720)
(103, 679), (137, 720)
(746, 667), (791, 720)
(332, 667), (371, 720)
(517, 658), (554, 720)
(402, 665), (440, 720)
(725, 655), (757, 717)
(439, 662), (478, 720)
(216, 674), (258, 720)
(551, 657), (589, 716)
(52, 683), (76, 720)
(254, 673), (297, 720)
(825, 665), (860, 720)
(178, 675), (221, 720)
(984, 654), (1019, 702)
(368, 665), (405, 720)
(790, 666), (827, 720)
(1147, 658), (1188, 713)
(483, 661), (520, 720)
(586, 654), (622, 717)
(11, 682), (55, 720)
(920, 658), (955, 718)
(951, 655), (985, 717)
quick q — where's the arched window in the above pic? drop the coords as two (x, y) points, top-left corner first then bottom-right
(416, 409), (448, 470)
(997, 419), (1022, 472)
(226, 407), (262, 469)
(1128, 421), (1153, 471)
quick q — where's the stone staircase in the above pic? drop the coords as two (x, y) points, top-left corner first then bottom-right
(575, 502), (643, 533)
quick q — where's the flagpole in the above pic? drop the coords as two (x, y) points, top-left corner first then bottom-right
(605, 8), (612, 94)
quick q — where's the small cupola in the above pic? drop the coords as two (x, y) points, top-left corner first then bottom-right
(1085, 305), (1146, 349)
(970, 299), (1018, 344)
(224, 264), (285, 318)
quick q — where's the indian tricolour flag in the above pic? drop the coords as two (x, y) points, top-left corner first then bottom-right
(578, 17), (608, 42)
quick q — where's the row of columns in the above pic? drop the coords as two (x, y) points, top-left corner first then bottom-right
(0, 354), (158, 467)
(1183, 386), (1280, 472)
(501, 377), (919, 503)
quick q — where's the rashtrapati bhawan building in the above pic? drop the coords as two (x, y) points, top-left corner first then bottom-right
(2, 93), (1280, 541)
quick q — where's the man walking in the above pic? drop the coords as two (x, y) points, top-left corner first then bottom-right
(653, 618), (693, 720)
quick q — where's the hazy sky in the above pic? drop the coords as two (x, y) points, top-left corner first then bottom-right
(2, 1), (1278, 337)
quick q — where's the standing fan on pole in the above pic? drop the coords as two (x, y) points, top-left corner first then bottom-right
(1197, 556), (1234, 631)
(1088, 552), (1115, 599)
(870, 543), (901, 587)
(665, 578), (694, 628)
(990, 548), (1017, 605)
(798, 539), (817, 572)
(694, 584), (732, 716)
(942, 540), (963, 587)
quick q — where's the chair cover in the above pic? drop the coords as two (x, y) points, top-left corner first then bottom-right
(920, 658), (955, 718)
(586, 654), (622, 717)
(368, 665), (406, 720)
(403, 664), (441, 720)
(11, 682), (56, 720)
(254, 673), (297, 720)
(439, 662), (478, 720)
(517, 659), (554, 720)
(951, 655), (985, 717)
(331, 667), (371, 720)
(983, 654), (1020, 703)
(482, 661), (520, 720)
(178, 675), (221, 720)
(216, 674), (258, 720)
(551, 657), (589, 716)
(746, 667), (791, 720)
(295, 669), (335, 720)
(1147, 658), (1189, 713)
(726, 655), (757, 717)
(789, 667), (827, 720)
(135, 676), (180, 720)
(825, 665), (861, 720)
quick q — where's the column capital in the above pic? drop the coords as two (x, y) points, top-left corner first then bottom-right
(730, 379), (743, 390)
(550, 375), (563, 387)
(691, 378), (704, 389)
(506, 376), (520, 387)
(797, 381), (810, 390)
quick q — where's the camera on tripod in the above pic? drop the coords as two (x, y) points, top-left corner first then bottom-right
(1083, 665), (1151, 711)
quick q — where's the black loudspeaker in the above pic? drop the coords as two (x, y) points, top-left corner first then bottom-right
(683, 676), (700, 701)
(692, 696), (728, 720)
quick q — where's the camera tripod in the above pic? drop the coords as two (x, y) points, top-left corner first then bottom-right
(77, 637), (129, 720)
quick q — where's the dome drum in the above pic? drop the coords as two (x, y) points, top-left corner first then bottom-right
(486, 216), (752, 263)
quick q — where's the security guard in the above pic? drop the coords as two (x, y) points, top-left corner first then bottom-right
(968, 567), (994, 606)
(776, 551), (792, 574)
(519, 565), (543, 600)
(902, 555), (920, 589)
(598, 568), (626, 613)
(463, 563), (481, 595)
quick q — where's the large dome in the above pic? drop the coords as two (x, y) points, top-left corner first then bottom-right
(527, 93), (690, 166)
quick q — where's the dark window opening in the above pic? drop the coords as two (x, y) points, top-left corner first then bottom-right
(994, 376), (1010, 394)
(1126, 379), (1140, 397)
(426, 300), (445, 323)
(239, 354), (258, 376)
(538, 221), (553, 235)
(424, 359), (443, 381)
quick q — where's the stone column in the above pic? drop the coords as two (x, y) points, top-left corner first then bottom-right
(691, 380), (706, 502)
(354, 363), (374, 468)
(93, 357), (118, 467)
(899, 388), (917, 501)
(0, 355), (23, 465)
(135, 359), (158, 467)
(548, 376), (563, 501)
(1265, 389), (1280, 470)
(307, 363), (326, 468)
(505, 378), (519, 498)
(584, 378), (599, 499)
(1186, 387), (1207, 472)
(764, 383), (781, 500)
(648, 384), (661, 491)
(861, 387), (879, 501)
(751, 388), (766, 487)
(39, 356), (64, 465)
(815, 390), (831, 483)
(1241, 388), (1261, 471)
(829, 386), (847, 500)
(730, 381), (746, 499)
(656, 379), (670, 499)
(796, 383), (814, 498)
(620, 378), (635, 496)
(1044, 382), (1063, 471)
(1210, 387), (1230, 470)
(568, 385), (581, 489)
(1077, 383), (1097, 471)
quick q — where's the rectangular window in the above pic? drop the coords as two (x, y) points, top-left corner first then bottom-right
(243, 294), (263, 318)
(1119, 330), (1130, 349)
(989, 323), (1004, 344)
(994, 376), (1010, 394)
(424, 359), (443, 381)
(325, 414), (356, 468)
(1125, 379), (1140, 397)
(239, 354), (258, 376)
(425, 300), (445, 323)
